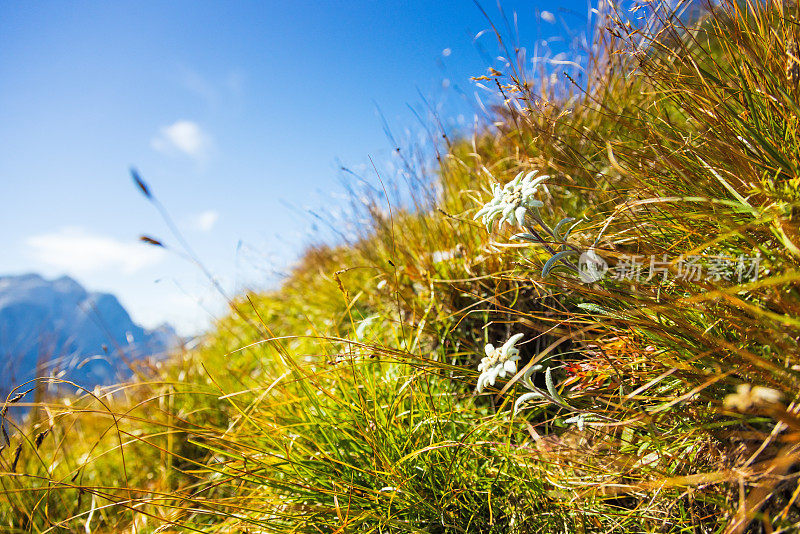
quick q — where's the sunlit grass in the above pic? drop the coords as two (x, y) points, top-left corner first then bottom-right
(3, 0), (800, 531)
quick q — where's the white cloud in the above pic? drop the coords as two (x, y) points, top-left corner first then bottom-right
(193, 210), (219, 232)
(26, 227), (165, 276)
(541, 10), (555, 23)
(151, 120), (212, 158)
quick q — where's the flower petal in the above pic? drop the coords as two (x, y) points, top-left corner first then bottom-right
(473, 206), (490, 220)
(526, 174), (550, 191)
(500, 333), (525, 354)
(515, 206), (527, 227)
(476, 374), (487, 393)
(488, 366), (501, 386)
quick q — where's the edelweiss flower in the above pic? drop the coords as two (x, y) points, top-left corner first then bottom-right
(473, 171), (548, 231)
(476, 333), (524, 393)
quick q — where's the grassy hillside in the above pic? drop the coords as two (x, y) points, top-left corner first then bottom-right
(3, 0), (800, 531)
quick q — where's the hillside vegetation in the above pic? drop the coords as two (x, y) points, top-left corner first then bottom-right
(3, 0), (800, 532)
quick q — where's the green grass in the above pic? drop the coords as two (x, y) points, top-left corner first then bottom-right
(3, 0), (800, 531)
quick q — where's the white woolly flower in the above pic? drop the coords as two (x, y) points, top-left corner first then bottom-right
(476, 333), (524, 393)
(473, 171), (548, 231)
(723, 383), (783, 411)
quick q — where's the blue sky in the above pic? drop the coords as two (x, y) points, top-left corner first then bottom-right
(0, 0), (588, 336)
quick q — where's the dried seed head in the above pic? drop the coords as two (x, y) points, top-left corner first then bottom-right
(131, 167), (152, 199)
(10, 444), (22, 472)
(140, 235), (164, 247)
(34, 429), (50, 449)
(786, 38), (800, 86)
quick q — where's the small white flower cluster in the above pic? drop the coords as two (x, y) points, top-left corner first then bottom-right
(473, 171), (548, 231)
(723, 383), (783, 411)
(476, 333), (524, 393)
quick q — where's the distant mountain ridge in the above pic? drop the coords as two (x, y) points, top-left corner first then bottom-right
(0, 273), (177, 398)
